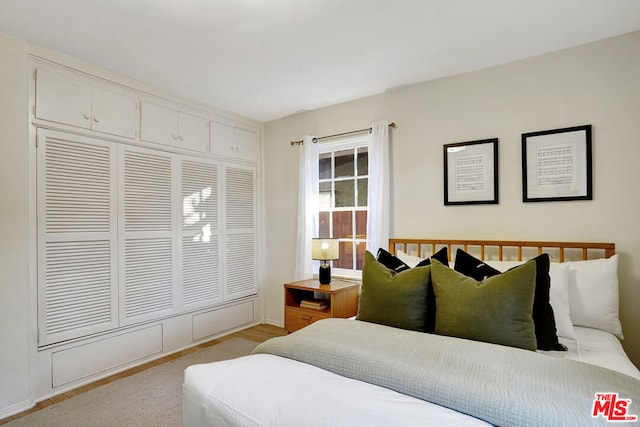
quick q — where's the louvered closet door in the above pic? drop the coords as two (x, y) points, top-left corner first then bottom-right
(119, 146), (175, 324)
(223, 164), (257, 300)
(37, 130), (118, 346)
(180, 159), (222, 308)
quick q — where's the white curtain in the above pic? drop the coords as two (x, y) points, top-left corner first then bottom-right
(366, 120), (390, 254)
(294, 136), (319, 280)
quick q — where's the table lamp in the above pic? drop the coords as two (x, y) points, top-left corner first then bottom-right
(312, 238), (339, 284)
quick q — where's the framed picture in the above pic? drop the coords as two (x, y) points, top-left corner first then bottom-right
(443, 138), (498, 205)
(522, 125), (592, 202)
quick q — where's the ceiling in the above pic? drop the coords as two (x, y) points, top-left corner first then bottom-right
(1, 0), (640, 123)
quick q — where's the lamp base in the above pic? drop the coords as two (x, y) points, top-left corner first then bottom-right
(318, 264), (331, 284)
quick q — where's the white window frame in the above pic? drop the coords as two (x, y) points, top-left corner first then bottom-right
(317, 135), (370, 279)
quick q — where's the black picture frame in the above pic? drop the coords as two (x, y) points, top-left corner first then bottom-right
(522, 125), (592, 202)
(443, 138), (499, 205)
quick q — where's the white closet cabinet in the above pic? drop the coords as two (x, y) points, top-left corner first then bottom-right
(37, 130), (256, 346)
(35, 68), (139, 139)
(140, 101), (209, 153)
(210, 120), (260, 162)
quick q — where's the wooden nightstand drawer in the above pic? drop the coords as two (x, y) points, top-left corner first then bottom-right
(285, 307), (330, 332)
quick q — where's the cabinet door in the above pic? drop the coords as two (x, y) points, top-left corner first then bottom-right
(140, 101), (178, 146)
(233, 127), (260, 162)
(178, 112), (209, 153)
(35, 68), (92, 129)
(210, 120), (235, 157)
(180, 158), (222, 308)
(91, 87), (139, 139)
(119, 146), (175, 325)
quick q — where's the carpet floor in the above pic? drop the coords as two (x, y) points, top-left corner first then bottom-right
(6, 338), (258, 427)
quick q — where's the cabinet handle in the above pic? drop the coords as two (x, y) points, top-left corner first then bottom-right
(171, 134), (178, 140)
(93, 116), (100, 123)
(178, 135), (184, 141)
(82, 113), (90, 120)
(300, 315), (312, 321)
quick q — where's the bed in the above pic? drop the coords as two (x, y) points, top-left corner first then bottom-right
(183, 238), (640, 426)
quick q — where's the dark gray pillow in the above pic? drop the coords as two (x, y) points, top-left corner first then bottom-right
(376, 247), (449, 271)
(453, 248), (501, 280)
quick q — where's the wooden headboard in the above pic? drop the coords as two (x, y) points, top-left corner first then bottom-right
(389, 238), (615, 263)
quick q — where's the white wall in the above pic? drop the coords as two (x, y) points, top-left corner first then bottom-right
(0, 33), (30, 413)
(263, 31), (640, 368)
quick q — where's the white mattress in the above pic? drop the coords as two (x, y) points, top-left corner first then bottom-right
(183, 327), (640, 427)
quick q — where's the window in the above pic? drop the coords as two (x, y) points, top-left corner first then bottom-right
(317, 136), (369, 274)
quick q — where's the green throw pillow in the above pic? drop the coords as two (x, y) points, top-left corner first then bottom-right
(356, 251), (431, 332)
(431, 259), (537, 351)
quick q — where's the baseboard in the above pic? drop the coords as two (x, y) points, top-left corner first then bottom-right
(0, 398), (34, 422)
(263, 318), (284, 328)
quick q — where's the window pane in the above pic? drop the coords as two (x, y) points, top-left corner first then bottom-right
(357, 147), (368, 176)
(319, 153), (332, 180)
(357, 178), (368, 207)
(334, 241), (353, 269)
(318, 211), (330, 238)
(334, 149), (354, 178)
(318, 181), (332, 210)
(355, 211), (367, 238)
(335, 179), (354, 207)
(332, 211), (352, 239)
(355, 242), (366, 270)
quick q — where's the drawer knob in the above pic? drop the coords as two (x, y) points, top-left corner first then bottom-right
(300, 315), (312, 321)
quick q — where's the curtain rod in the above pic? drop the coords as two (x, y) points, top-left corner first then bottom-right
(290, 122), (396, 146)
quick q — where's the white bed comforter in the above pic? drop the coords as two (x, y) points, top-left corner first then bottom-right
(184, 353), (490, 426)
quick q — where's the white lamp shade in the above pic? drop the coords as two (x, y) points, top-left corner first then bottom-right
(311, 238), (339, 261)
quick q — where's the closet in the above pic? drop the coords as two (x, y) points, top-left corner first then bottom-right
(31, 60), (261, 395)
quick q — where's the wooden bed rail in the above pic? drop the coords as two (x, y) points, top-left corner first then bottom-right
(389, 238), (615, 263)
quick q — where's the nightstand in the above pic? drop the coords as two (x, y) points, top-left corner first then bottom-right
(284, 279), (359, 333)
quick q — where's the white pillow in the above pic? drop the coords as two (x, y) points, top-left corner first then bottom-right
(564, 255), (623, 338)
(548, 263), (575, 340)
(395, 250), (424, 268)
(486, 260), (575, 340)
